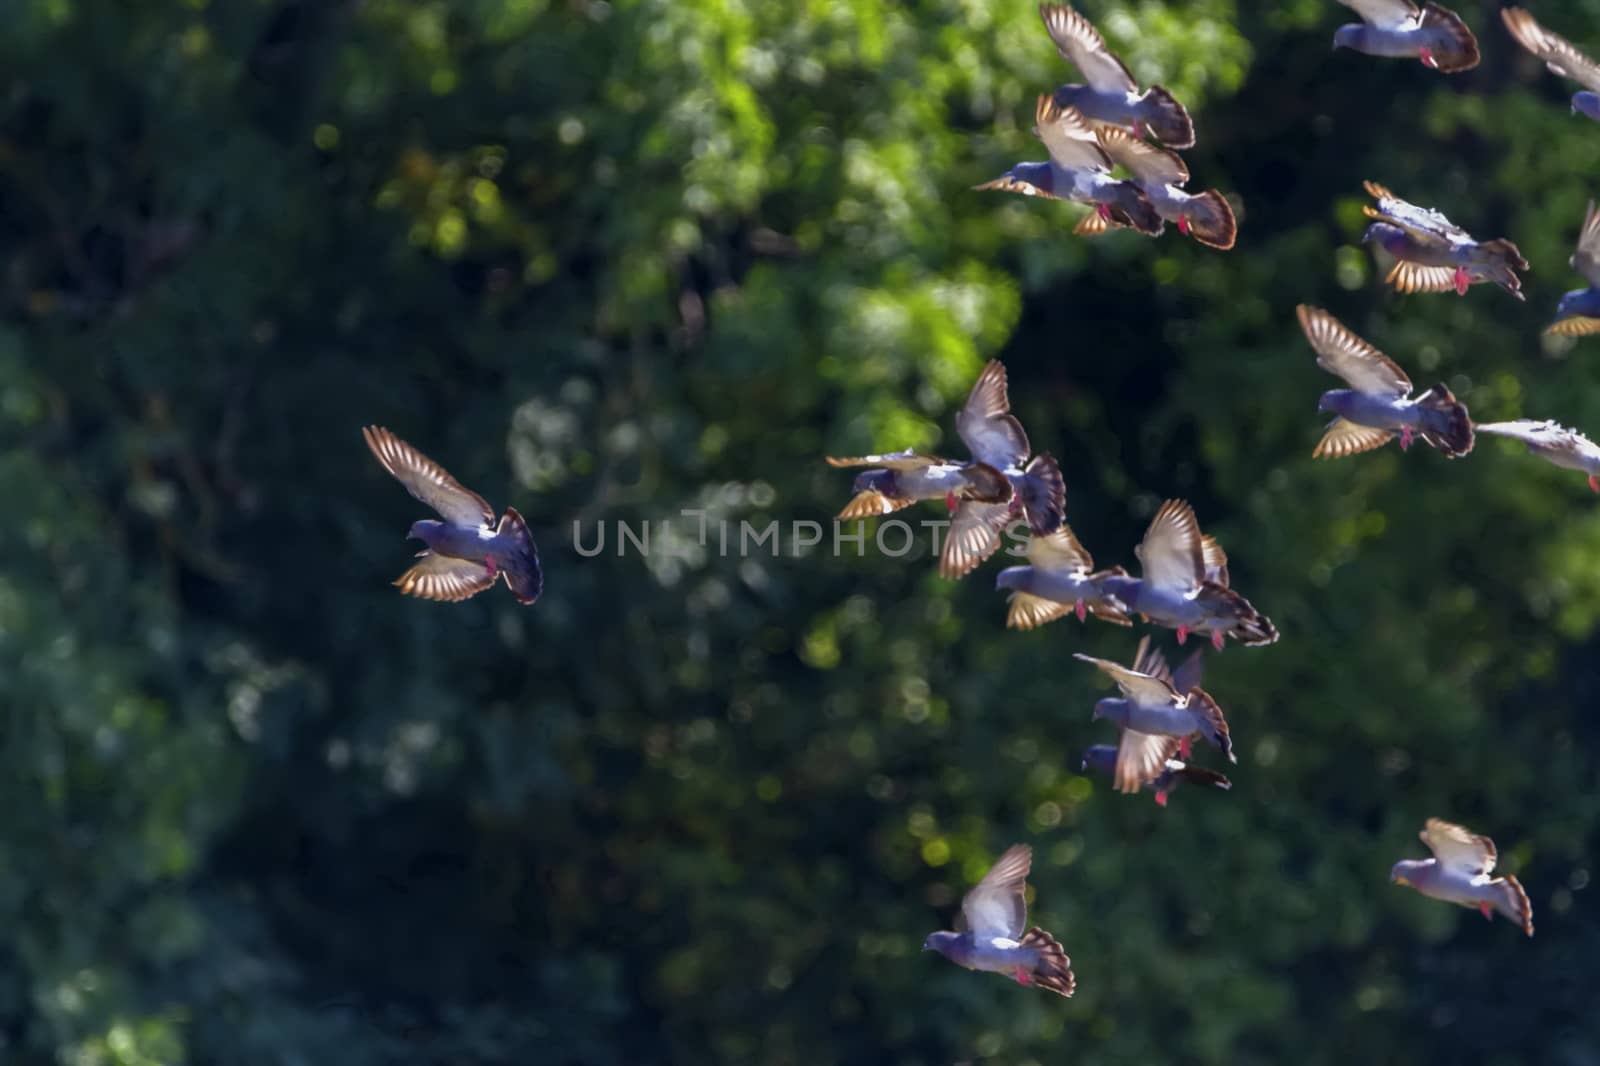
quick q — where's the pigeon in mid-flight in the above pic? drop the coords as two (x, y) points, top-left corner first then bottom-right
(940, 361), (1067, 579)
(1076, 635), (1236, 773)
(1476, 419), (1600, 492)
(1296, 305), (1475, 459)
(1545, 200), (1600, 337)
(1038, 3), (1195, 148)
(1331, 0), (1480, 72)
(1080, 744), (1231, 806)
(1075, 127), (1238, 249)
(994, 523), (1132, 629)
(1362, 181), (1528, 300)
(1391, 819), (1534, 937)
(975, 95), (1163, 236)
(362, 426), (543, 604)
(922, 844), (1076, 996)
(825, 451), (1011, 519)
(1501, 7), (1600, 124)
(1099, 500), (1277, 649)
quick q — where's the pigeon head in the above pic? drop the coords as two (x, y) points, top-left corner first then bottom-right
(1389, 859), (1428, 887)
(1091, 697), (1129, 725)
(1079, 745), (1117, 774)
(1331, 24), (1364, 52)
(1362, 222), (1411, 258)
(1556, 289), (1589, 319)
(922, 930), (966, 960)
(1317, 389), (1353, 416)
(850, 469), (896, 497)
(407, 518), (446, 545)
(994, 566), (1029, 592)
(1574, 91), (1600, 122)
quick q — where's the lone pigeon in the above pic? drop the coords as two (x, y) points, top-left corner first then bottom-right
(1546, 200), (1600, 336)
(1076, 635), (1236, 775)
(995, 524), (1133, 629)
(941, 360), (1067, 579)
(1076, 127), (1238, 249)
(1501, 7), (1600, 123)
(825, 451), (1011, 519)
(922, 844), (1076, 996)
(975, 94), (1163, 236)
(1362, 181), (1527, 300)
(1296, 305), (1475, 458)
(362, 426), (543, 604)
(1476, 419), (1600, 492)
(1039, 3), (1195, 148)
(1391, 818), (1534, 937)
(1080, 744), (1231, 806)
(1099, 500), (1278, 649)
(1332, 0), (1479, 72)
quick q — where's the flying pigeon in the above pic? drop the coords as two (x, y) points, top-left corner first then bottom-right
(1390, 818), (1534, 937)
(1075, 127), (1238, 249)
(1476, 419), (1600, 492)
(1545, 200), (1600, 336)
(1362, 181), (1528, 300)
(1076, 635), (1237, 774)
(1501, 7), (1600, 123)
(1099, 500), (1278, 650)
(824, 451), (1012, 519)
(975, 95), (1163, 236)
(1038, 3), (1195, 148)
(1295, 305), (1475, 459)
(1080, 744), (1231, 806)
(921, 844), (1076, 996)
(362, 426), (543, 604)
(940, 361), (1067, 579)
(1331, 0), (1480, 72)
(994, 524), (1132, 629)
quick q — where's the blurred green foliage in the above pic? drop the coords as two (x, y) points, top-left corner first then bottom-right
(1, 0), (1598, 1062)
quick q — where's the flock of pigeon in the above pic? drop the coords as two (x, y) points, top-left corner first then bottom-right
(842, 0), (1572, 998)
(346, 0), (1587, 1004)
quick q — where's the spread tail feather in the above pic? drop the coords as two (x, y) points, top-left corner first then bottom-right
(965, 461), (1013, 504)
(1110, 188), (1163, 235)
(1493, 876), (1534, 937)
(1417, 384), (1475, 458)
(1472, 238), (1528, 299)
(1185, 689), (1235, 763)
(1182, 190), (1237, 250)
(1197, 583), (1279, 647)
(1139, 85), (1194, 148)
(1019, 928), (1075, 997)
(1019, 452), (1065, 535)
(1420, 2), (1481, 72)
(495, 507), (544, 605)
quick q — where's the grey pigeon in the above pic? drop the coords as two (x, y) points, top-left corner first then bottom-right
(1546, 200), (1600, 336)
(922, 844), (1076, 996)
(363, 426), (543, 604)
(1391, 819), (1534, 937)
(825, 450), (1011, 520)
(1332, 0), (1479, 72)
(941, 361), (1067, 579)
(1075, 636), (1236, 773)
(975, 95), (1163, 236)
(1079, 127), (1237, 249)
(1080, 743), (1231, 806)
(1039, 3), (1195, 148)
(1099, 500), (1278, 650)
(1362, 181), (1528, 300)
(1296, 305), (1474, 459)
(994, 524), (1132, 629)
(1476, 419), (1600, 492)
(1502, 7), (1600, 124)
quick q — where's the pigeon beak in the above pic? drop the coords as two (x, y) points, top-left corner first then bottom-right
(1392, 874), (1409, 886)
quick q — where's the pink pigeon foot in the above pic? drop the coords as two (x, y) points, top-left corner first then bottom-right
(1013, 967), (1032, 986)
(1211, 629), (1226, 651)
(945, 492), (958, 514)
(1453, 265), (1469, 295)
(1589, 474), (1598, 493)
(1178, 215), (1190, 236)
(1479, 902), (1493, 921)
(1178, 736), (1192, 760)
(485, 556), (498, 579)
(1399, 427), (1414, 451)
(1096, 202), (1112, 221)
(1154, 791), (1169, 807)
(1074, 600), (1087, 622)
(1132, 119), (1146, 138)
(1176, 626), (1188, 645)
(1420, 47), (1437, 69)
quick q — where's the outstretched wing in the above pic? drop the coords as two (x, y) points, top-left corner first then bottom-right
(1032, 95), (1114, 173)
(961, 843), (1032, 940)
(1573, 200), (1600, 289)
(1296, 305), (1412, 398)
(824, 450), (944, 471)
(1038, 3), (1138, 93)
(1024, 524), (1095, 575)
(1420, 818), (1498, 877)
(393, 552), (496, 603)
(956, 360), (1031, 470)
(363, 426), (496, 529)
(1073, 650), (1178, 707)
(1502, 7), (1600, 93)
(1096, 126), (1188, 187)
(1339, 0), (1421, 31)
(1362, 180), (1470, 249)
(1134, 499), (1205, 595)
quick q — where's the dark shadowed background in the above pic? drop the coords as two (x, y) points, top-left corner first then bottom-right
(1, 0), (1597, 1062)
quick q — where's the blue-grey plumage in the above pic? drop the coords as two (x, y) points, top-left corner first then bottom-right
(1361, 181), (1527, 300)
(826, 451), (1011, 520)
(975, 95), (1163, 235)
(1296, 305), (1474, 460)
(1391, 819), (1534, 936)
(1090, 127), (1237, 249)
(1332, 0), (1479, 72)
(1038, 4), (1195, 148)
(921, 844), (1075, 996)
(363, 426), (543, 604)
(1503, 8), (1600, 124)
(1080, 744), (1231, 806)
(1476, 420), (1600, 492)
(1077, 636), (1236, 765)
(1546, 200), (1600, 338)
(994, 524), (1131, 628)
